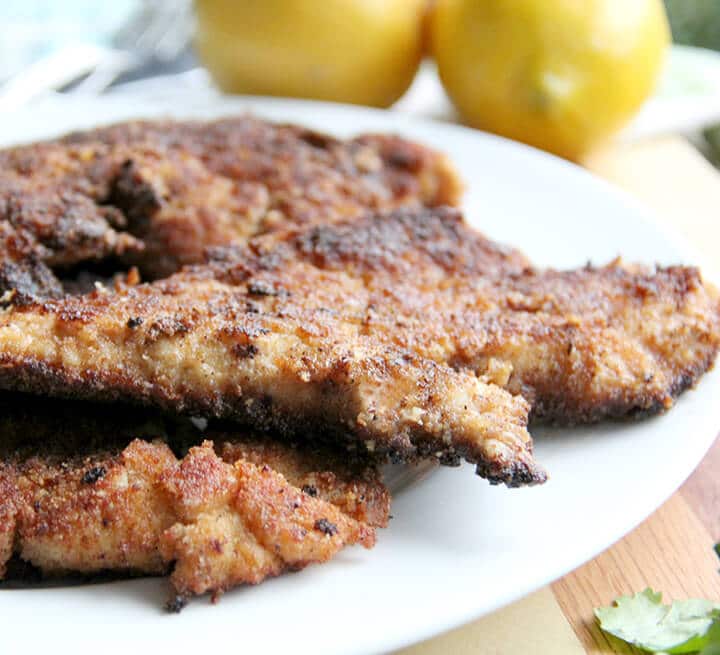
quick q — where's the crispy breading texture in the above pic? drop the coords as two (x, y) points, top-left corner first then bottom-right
(0, 251), (542, 484)
(0, 391), (391, 533)
(216, 207), (720, 423)
(0, 428), (387, 599)
(0, 281), (541, 486)
(217, 436), (390, 527)
(0, 206), (716, 448)
(0, 115), (462, 289)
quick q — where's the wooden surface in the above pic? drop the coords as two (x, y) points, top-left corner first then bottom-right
(398, 136), (720, 655)
(400, 588), (585, 655)
(553, 465), (720, 653)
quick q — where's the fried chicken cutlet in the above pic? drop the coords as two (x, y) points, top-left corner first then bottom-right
(0, 394), (389, 601)
(0, 115), (462, 295)
(0, 210), (542, 486)
(0, 207), (716, 454)
(234, 207), (720, 423)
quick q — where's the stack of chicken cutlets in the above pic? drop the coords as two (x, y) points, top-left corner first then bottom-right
(0, 116), (718, 606)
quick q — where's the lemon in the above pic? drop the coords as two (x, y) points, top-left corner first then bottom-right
(430, 0), (670, 160)
(194, 0), (426, 108)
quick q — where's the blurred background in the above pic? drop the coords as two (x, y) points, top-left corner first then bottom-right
(2, 0), (720, 162)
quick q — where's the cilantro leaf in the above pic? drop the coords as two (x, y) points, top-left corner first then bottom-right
(595, 589), (720, 653)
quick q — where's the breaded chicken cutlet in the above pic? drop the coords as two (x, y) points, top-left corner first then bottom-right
(0, 394), (389, 603)
(0, 207), (716, 473)
(0, 115), (461, 296)
(236, 207), (720, 423)
(0, 208), (541, 486)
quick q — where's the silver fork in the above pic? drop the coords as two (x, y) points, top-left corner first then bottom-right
(73, 0), (194, 95)
(0, 0), (194, 107)
(113, 0), (193, 64)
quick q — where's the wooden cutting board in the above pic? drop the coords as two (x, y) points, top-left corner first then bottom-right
(396, 136), (720, 655)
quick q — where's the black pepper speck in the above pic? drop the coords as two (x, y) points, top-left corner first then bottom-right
(301, 484), (318, 497)
(82, 466), (107, 484)
(314, 518), (338, 536)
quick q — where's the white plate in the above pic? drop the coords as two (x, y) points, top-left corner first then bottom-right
(1, 96), (719, 655)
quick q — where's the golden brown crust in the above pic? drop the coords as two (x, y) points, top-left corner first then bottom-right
(0, 119), (545, 485)
(0, 393), (388, 599)
(0, 116), (462, 287)
(0, 207), (715, 450)
(0, 257), (542, 485)
(217, 437), (390, 527)
(2, 441), (375, 598)
(0, 392), (390, 527)
(159, 441), (375, 598)
(0, 205), (543, 488)
(223, 208), (720, 423)
(1, 119), (713, 491)
(0, 319), (540, 486)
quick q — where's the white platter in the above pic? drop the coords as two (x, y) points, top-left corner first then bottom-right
(1, 95), (718, 655)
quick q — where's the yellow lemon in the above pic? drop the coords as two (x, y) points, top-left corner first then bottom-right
(194, 0), (426, 108)
(430, 0), (670, 160)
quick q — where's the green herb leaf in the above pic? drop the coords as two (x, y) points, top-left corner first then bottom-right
(699, 620), (720, 655)
(595, 589), (720, 653)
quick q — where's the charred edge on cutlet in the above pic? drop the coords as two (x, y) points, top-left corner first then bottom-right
(165, 596), (188, 614)
(0, 352), (547, 487)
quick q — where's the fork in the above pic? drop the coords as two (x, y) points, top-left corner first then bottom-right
(0, 0), (194, 108)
